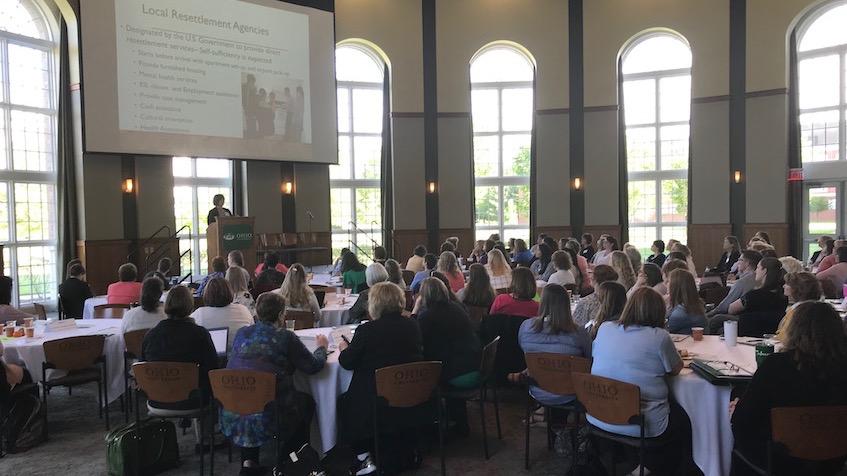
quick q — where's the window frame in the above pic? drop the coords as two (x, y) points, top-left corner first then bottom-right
(0, 0), (58, 306)
(470, 46), (534, 244)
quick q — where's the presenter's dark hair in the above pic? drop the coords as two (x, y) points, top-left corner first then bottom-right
(0, 276), (12, 305)
(213, 194), (225, 206)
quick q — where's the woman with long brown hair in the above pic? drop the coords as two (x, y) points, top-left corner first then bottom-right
(589, 281), (627, 339)
(456, 263), (496, 309)
(610, 250), (637, 290)
(666, 268), (706, 335)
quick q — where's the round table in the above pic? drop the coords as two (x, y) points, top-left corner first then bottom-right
(670, 335), (757, 476)
(293, 326), (353, 454)
(318, 293), (356, 327)
(2, 319), (127, 404)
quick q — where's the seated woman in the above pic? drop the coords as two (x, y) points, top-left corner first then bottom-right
(436, 251), (465, 293)
(191, 277), (254, 348)
(774, 272), (821, 341)
(332, 248), (351, 276)
(341, 252), (368, 293)
(467, 240), (488, 266)
(253, 253), (286, 296)
(563, 239), (592, 293)
(141, 286), (219, 410)
(405, 245), (427, 273)
(384, 259), (405, 287)
(197, 256), (227, 296)
(227, 250), (251, 285)
(456, 263), (496, 310)
(610, 250), (637, 290)
(518, 284), (591, 406)
(572, 265), (619, 328)
(511, 239), (534, 266)
(712, 236), (741, 274)
(590, 287), (692, 474)
(372, 246), (388, 266)
(547, 250), (576, 287)
(627, 262), (663, 299)
(490, 267), (539, 318)
(728, 257), (788, 317)
(816, 246), (847, 298)
(588, 281), (627, 339)
(410, 254), (438, 293)
(222, 292), (329, 475)
(0, 278), (33, 326)
(486, 249), (513, 291)
(416, 278), (481, 435)
(810, 237), (834, 271)
(672, 244), (699, 277)
(579, 233), (596, 262)
(530, 243), (555, 281)
(58, 263), (93, 319)
(654, 259), (690, 297)
(338, 283), (423, 476)
(107, 263), (143, 305)
(276, 263), (321, 322)
(646, 240), (667, 269)
(348, 263), (390, 323)
(731, 302), (847, 475)
(226, 266), (256, 319)
(254, 252), (289, 278)
(623, 244), (642, 274)
(666, 269), (707, 335)
(121, 277), (166, 334)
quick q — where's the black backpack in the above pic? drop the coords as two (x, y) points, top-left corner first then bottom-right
(0, 384), (45, 456)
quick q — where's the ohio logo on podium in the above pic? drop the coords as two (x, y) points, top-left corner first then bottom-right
(221, 224), (254, 251)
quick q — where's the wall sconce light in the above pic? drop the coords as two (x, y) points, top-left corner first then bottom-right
(121, 178), (134, 193)
(573, 177), (582, 191)
(733, 170), (743, 184)
(427, 181), (437, 194)
(281, 181), (294, 194)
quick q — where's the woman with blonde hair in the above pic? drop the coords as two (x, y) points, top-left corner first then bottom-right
(610, 250), (637, 290)
(437, 250), (465, 292)
(226, 266), (256, 318)
(486, 248), (512, 291)
(666, 269), (706, 335)
(672, 243), (699, 276)
(277, 263), (320, 322)
(778, 256), (804, 275)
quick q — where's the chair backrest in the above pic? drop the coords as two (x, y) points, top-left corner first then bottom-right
(132, 361), (200, 403)
(401, 270), (415, 286)
(123, 328), (150, 358)
(33, 303), (47, 320)
(284, 310), (315, 330)
(699, 282), (729, 305)
(572, 372), (641, 426)
(375, 361), (442, 408)
(478, 336), (500, 382)
(43, 335), (106, 371)
(771, 406), (847, 461)
(93, 303), (130, 318)
(525, 353), (592, 395)
(467, 305), (489, 328)
(209, 369), (276, 416)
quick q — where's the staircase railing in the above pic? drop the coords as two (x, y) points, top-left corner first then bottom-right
(127, 225), (172, 267)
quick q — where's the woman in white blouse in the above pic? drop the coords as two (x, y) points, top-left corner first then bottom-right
(547, 250), (576, 286)
(191, 277), (254, 347)
(486, 249), (513, 291)
(226, 266), (256, 318)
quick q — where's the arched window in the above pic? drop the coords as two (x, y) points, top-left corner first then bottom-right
(0, 0), (57, 305)
(797, 1), (847, 256)
(621, 33), (692, 254)
(331, 44), (384, 260)
(470, 45), (534, 244)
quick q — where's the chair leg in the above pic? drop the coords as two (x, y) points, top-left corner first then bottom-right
(42, 382), (49, 441)
(199, 412), (205, 476)
(373, 407), (380, 472)
(97, 382), (103, 419)
(479, 394), (489, 460)
(569, 423), (578, 476)
(103, 362), (110, 431)
(210, 414), (215, 476)
(492, 385), (502, 440)
(546, 408), (553, 451)
(524, 394), (532, 470)
(438, 400), (446, 476)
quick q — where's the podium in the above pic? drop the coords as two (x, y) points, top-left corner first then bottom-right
(207, 216), (257, 274)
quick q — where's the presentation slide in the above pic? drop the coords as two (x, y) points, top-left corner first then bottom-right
(80, 0), (337, 164)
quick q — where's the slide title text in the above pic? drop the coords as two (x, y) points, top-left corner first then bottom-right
(141, 4), (270, 36)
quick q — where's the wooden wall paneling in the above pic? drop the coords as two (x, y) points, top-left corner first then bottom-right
(393, 229), (430, 268)
(438, 228), (474, 258)
(743, 223), (790, 256)
(295, 231), (331, 267)
(76, 240), (133, 295)
(688, 224), (733, 274)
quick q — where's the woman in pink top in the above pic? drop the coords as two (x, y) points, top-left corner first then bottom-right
(107, 263), (143, 304)
(436, 251), (465, 292)
(817, 247), (847, 298)
(253, 252), (290, 277)
(490, 268), (539, 318)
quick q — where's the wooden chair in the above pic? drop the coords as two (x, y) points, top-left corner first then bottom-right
(401, 269), (416, 286)
(733, 406), (847, 476)
(32, 302), (48, 320)
(572, 373), (675, 476)
(523, 353), (592, 470)
(208, 369), (277, 475)
(122, 328), (150, 422)
(42, 335), (109, 438)
(442, 336), (502, 459)
(374, 361), (445, 475)
(132, 361), (207, 476)
(467, 305), (489, 331)
(93, 303), (130, 318)
(284, 310), (315, 330)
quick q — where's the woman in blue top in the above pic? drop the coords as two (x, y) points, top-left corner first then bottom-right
(666, 268), (707, 335)
(221, 292), (328, 475)
(517, 284), (591, 406)
(590, 287), (692, 475)
(511, 239), (534, 266)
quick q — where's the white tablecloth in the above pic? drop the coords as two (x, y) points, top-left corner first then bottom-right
(293, 326), (353, 454)
(309, 273), (342, 289)
(670, 335), (757, 476)
(318, 293), (355, 327)
(82, 295), (109, 319)
(2, 319), (127, 404)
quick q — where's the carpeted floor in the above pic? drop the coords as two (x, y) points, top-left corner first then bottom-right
(1, 384), (619, 476)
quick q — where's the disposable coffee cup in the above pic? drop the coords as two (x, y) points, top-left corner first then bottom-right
(25, 327), (34, 338)
(691, 327), (704, 341)
(724, 321), (738, 347)
(285, 319), (296, 331)
(23, 317), (34, 328)
(4, 326), (14, 338)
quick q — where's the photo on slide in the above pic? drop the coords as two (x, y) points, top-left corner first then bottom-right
(240, 72), (307, 143)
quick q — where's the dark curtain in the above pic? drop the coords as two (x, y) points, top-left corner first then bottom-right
(529, 70), (538, 244)
(379, 67), (394, 257)
(617, 57), (629, 244)
(231, 159), (245, 216)
(787, 30), (803, 258)
(57, 19), (78, 277)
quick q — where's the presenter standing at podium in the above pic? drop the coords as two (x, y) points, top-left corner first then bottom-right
(207, 194), (233, 225)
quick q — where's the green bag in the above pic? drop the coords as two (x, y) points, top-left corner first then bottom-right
(105, 418), (179, 476)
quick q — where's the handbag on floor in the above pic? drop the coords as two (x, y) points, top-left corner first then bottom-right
(273, 443), (326, 476)
(0, 383), (45, 456)
(105, 418), (179, 476)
